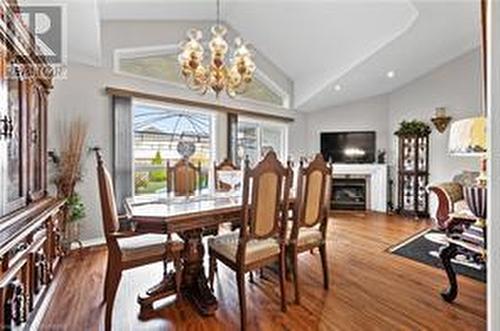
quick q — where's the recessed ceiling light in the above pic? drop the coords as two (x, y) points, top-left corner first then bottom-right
(334, 84), (342, 91)
(387, 70), (396, 78)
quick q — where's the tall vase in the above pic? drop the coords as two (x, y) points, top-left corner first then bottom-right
(62, 221), (83, 253)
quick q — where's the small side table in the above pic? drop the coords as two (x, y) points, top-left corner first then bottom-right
(439, 185), (487, 302)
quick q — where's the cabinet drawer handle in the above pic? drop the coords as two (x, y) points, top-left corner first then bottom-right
(8, 117), (14, 137)
(31, 129), (38, 143)
(1, 115), (9, 137)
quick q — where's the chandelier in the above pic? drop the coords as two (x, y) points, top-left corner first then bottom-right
(178, 0), (256, 98)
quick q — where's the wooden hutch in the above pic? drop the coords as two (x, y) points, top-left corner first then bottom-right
(0, 0), (65, 329)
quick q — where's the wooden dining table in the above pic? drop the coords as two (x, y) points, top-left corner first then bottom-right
(125, 192), (294, 317)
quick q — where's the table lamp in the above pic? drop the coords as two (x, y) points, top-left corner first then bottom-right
(448, 116), (487, 186)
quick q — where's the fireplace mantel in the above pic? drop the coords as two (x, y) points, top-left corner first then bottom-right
(331, 164), (388, 212)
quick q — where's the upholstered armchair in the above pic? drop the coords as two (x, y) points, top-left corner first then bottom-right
(427, 171), (479, 231)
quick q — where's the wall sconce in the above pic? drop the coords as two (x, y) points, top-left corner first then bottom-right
(431, 107), (452, 133)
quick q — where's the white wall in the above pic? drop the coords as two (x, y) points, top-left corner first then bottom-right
(302, 49), (482, 216)
(48, 22), (300, 243)
(305, 94), (390, 155)
(288, 113), (307, 159)
(488, 1), (500, 329)
(388, 49), (482, 215)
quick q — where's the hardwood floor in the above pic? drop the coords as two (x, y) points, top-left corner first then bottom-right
(39, 212), (486, 330)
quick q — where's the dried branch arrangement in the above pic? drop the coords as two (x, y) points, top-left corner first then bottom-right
(52, 117), (88, 199)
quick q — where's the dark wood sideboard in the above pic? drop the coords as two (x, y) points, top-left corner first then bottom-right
(1, 1), (65, 329)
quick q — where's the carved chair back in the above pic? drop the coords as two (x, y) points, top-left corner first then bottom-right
(167, 158), (201, 196)
(292, 154), (331, 236)
(238, 151), (292, 262)
(95, 149), (120, 250)
(214, 158), (240, 191)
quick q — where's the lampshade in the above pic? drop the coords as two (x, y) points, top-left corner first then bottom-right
(448, 116), (487, 156)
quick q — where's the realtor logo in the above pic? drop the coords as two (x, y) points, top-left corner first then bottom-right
(4, 4), (67, 79)
(20, 5), (65, 64)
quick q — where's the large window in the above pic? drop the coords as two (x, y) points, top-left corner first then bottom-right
(133, 103), (214, 195)
(115, 47), (290, 108)
(236, 118), (288, 165)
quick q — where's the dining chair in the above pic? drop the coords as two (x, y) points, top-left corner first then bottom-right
(166, 157), (201, 196)
(214, 158), (242, 230)
(207, 151), (292, 331)
(213, 158), (240, 191)
(94, 149), (184, 331)
(288, 153), (332, 304)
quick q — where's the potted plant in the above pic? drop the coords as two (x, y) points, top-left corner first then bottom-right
(394, 120), (432, 136)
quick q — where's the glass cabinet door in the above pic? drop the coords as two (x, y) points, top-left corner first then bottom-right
(0, 52), (28, 215)
(4, 61), (27, 212)
(28, 83), (46, 201)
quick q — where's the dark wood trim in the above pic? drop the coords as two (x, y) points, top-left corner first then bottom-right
(0, 198), (63, 253)
(104, 86), (295, 123)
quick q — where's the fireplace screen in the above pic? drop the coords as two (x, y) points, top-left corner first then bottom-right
(331, 178), (367, 210)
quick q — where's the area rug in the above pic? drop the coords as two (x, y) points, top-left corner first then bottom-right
(388, 228), (486, 282)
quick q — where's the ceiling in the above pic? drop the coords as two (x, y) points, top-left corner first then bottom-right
(21, 0), (481, 112)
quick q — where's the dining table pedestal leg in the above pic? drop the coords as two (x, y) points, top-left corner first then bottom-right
(137, 228), (218, 318)
(181, 229), (218, 315)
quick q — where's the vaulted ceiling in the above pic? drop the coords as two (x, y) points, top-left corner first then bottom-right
(21, 0), (481, 112)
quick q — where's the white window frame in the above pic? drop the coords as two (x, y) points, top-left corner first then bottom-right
(132, 99), (218, 195)
(238, 116), (289, 163)
(114, 45), (291, 109)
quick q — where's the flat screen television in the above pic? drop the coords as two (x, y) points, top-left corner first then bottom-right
(320, 131), (376, 164)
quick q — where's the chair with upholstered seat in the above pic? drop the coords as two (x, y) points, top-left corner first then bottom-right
(94, 149), (184, 331)
(288, 154), (331, 304)
(207, 151), (292, 331)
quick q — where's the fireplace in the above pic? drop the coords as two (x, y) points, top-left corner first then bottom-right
(331, 176), (368, 210)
